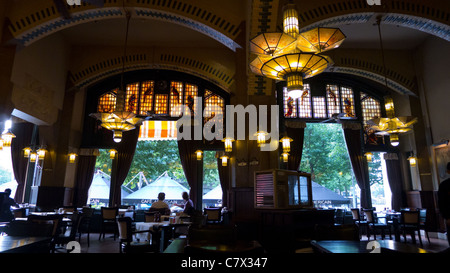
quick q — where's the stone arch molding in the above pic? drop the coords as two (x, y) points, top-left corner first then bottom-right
(8, 3), (241, 51)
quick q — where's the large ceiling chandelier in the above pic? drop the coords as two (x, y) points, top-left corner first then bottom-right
(90, 10), (142, 143)
(367, 17), (417, 147)
(249, 3), (346, 99)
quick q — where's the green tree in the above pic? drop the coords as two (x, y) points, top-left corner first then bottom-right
(299, 123), (353, 195)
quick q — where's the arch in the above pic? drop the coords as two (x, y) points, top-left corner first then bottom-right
(7, 1), (242, 50)
(69, 52), (235, 93)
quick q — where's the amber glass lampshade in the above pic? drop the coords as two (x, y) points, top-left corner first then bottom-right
(23, 147), (32, 158)
(280, 136), (293, 153)
(195, 150), (203, 161)
(408, 155), (417, 167)
(296, 27), (346, 53)
(37, 149), (47, 160)
(249, 32), (297, 57)
(222, 137), (234, 153)
(220, 155), (229, 167)
(109, 149), (117, 159)
(365, 152), (373, 162)
(30, 152), (37, 163)
(282, 4), (299, 38)
(255, 131), (268, 147)
(68, 153), (77, 163)
(1, 131), (15, 147)
(281, 152), (289, 163)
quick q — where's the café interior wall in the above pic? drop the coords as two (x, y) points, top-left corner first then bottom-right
(415, 35), (450, 190)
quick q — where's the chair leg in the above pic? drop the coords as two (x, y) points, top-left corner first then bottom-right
(417, 229), (423, 248)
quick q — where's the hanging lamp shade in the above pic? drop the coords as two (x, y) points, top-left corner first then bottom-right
(249, 32), (297, 57)
(282, 4), (299, 38)
(296, 27), (346, 53)
(1, 131), (16, 147)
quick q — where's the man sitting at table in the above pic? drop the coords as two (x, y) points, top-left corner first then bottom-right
(149, 192), (170, 215)
(0, 189), (19, 222)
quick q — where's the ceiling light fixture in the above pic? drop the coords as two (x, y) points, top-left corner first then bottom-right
(249, 3), (345, 99)
(90, 9), (142, 143)
(367, 17), (417, 147)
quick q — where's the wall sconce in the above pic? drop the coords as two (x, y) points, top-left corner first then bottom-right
(255, 131), (268, 147)
(1, 130), (15, 147)
(408, 155), (417, 167)
(109, 149), (117, 159)
(222, 137), (234, 153)
(23, 147), (32, 158)
(365, 152), (373, 162)
(30, 152), (37, 163)
(37, 148), (47, 160)
(281, 152), (289, 163)
(195, 150), (203, 161)
(280, 136), (293, 153)
(220, 155), (229, 167)
(68, 153), (77, 163)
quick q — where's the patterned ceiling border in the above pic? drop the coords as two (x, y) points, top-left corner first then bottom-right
(134, 8), (240, 51)
(13, 7), (124, 46)
(329, 66), (416, 97)
(299, 12), (450, 42)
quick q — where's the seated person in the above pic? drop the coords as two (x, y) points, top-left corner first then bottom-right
(174, 191), (194, 216)
(0, 189), (19, 222)
(149, 192), (170, 215)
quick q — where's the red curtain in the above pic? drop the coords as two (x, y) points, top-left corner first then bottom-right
(342, 122), (372, 209)
(73, 155), (97, 207)
(384, 153), (405, 211)
(109, 126), (140, 207)
(285, 121), (306, 171)
(11, 122), (35, 203)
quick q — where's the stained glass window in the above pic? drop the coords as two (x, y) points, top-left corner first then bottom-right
(184, 83), (198, 116)
(155, 94), (168, 115)
(170, 81), (183, 117)
(204, 90), (225, 119)
(126, 82), (140, 114)
(326, 84), (340, 117)
(340, 86), (355, 117)
(140, 81), (154, 115)
(283, 87), (297, 118)
(98, 90), (117, 113)
(312, 96), (326, 118)
(298, 84), (312, 118)
(361, 92), (381, 124)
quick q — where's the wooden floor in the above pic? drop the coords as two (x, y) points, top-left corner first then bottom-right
(54, 232), (450, 254)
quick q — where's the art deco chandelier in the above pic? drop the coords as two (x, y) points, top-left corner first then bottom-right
(249, 3), (346, 99)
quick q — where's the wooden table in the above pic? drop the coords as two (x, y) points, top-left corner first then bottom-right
(311, 240), (428, 254)
(0, 236), (51, 253)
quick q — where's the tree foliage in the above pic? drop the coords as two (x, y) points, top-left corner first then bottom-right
(95, 140), (220, 194)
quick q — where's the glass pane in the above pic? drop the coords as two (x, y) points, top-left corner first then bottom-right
(283, 87), (297, 118)
(361, 93), (381, 124)
(184, 84), (198, 115)
(326, 84), (340, 117)
(312, 96), (326, 118)
(288, 175), (299, 205)
(98, 90), (117, 113)
(139, 81), (154, 115)
(170, 82), (183, 117)
(299, 176), (310, 204)
(126, 82), (140, 114)
(340, 86), (355, 117)
(154, 94), (168, 114)
(298, 83), (311, 118)
(203, 151), (222, 209)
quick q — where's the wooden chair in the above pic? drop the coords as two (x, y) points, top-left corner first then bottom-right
(418, 208), (431, 244)
(144, 212), (157, 222)
(149, 207), (170, 215)
(53, 211), (82, 252)
(399, 210), (423, 247)
(98, 207), (119, 240)
(203, 208), (222, 224)
(350, 208), (368, 238)
(27, 214), (64, 252)
(117, 217), (158, 253)
(77, 207), (94, 247)
(363, 209), (392, 240)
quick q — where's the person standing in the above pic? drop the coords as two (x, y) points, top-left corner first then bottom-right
(438, 162), (450, 246)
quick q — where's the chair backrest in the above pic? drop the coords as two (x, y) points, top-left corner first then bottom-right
(117, 217), (132, 242)
(101, 207), (119, 220)
(144, 212), (157, 222)
(350, 208), (361, 221)
(418, 209), (427, 224)
(81, 207), (94, 217)
(28, 214), (63, 236)
(363, 209), (376, 223)
(204, 208), (221, 221)
(401, 210), (420, 225)
(149, 207), (170, 215)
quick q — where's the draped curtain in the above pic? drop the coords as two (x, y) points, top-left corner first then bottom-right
(285, 121), (306, 171)
(11, 122), (35, 203)
(342, 122), (372, 209)
(73, 155), (97, 207)
(177, 138), (201, 209)
(109, 126), (140, 207)
(216, 152), (229, 208)
(383, 153), (404, 211)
